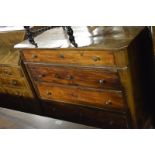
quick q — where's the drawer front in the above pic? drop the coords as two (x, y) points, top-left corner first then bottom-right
(0, 87), (33, 98)
(42, 101), (128, 128)
(0, 66), (23, 77)
(22, 49), (115, 66)
(0, 77), (26, 88)
(36, 82), (125, 111)
(28, 65), (121, 90)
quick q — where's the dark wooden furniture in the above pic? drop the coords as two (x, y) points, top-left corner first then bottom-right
(15, 26), (155, 128)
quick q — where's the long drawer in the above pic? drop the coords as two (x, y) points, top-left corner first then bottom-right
(36, 82), (125, 111)
(28, 64), (122, 90)
(22, 49), (115, 66)
(42, 101), (128, 128)
(0, 77), (27, 88)
(0, 65), (23, 78)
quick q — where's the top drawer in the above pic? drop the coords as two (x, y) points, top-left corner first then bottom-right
(22, 49), (115, 66)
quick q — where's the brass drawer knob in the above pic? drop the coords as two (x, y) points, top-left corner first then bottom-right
(66, 75), (73, 80)
(46, 91), (52, 96)
(92, 56), (101, 62)
(32, 54), (38, 59)
(70, 93), (78, 97)
(99, 79), (106, 84)
(11, 80), (17, 86)
(38, 74), (45, 78)
(55, 74), (61, 79)
(105, 100), (112, 105)
(59, 54), (65, 59)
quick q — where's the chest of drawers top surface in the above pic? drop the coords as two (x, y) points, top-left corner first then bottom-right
(15, 26), (144, 50)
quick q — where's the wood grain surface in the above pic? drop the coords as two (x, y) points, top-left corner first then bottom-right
(36, 82), (125, 111)
(22, 49), (115, 66)
(28, 64), (121, 90)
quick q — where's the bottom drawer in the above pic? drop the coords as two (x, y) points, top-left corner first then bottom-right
(36, 82), (125, 111)
(41, 101), (129, 128)
(0, 86), (33, 98)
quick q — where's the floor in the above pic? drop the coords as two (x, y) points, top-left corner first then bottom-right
(0, 107), (94, 129)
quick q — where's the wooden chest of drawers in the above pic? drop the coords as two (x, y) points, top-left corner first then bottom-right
(16, 26), (155, 128)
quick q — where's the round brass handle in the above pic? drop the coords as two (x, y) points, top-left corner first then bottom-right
(46, 91), (52, 96)
(59, 54), (64, 59)
(38, 74), (45, 78)
(15, 91), (20, 95)
(105, 100), (112, 105)
(99, 79), (106, 84)
(55, 74), (61, 79)
(66, 75), (73, 80)
(92, 56), (101, 62)
(11, 80), (17, 86)
(32, 54), (38, 59)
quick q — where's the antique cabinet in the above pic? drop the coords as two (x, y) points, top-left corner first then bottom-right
(0, 27), (40, 114)
(15, 26), (154, 128)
